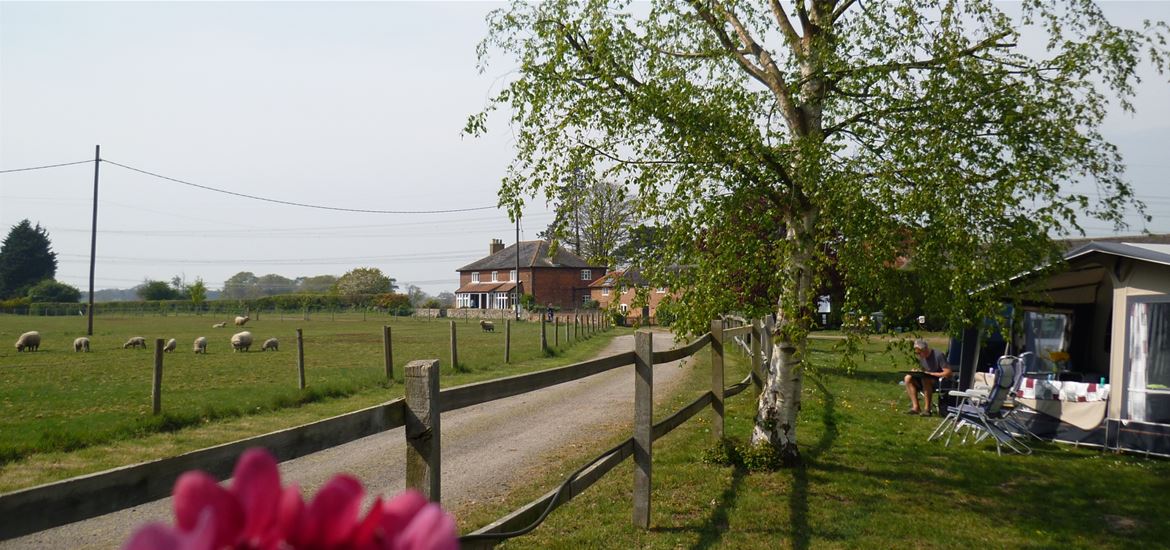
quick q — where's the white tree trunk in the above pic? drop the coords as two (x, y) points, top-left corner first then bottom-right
(751, 337), (803, 465)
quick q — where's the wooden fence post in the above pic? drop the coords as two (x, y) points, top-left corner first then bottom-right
(710, 319), (725, 441)
(151, 338), (164, 415)
(405, 359), (441, 502)
(554, 317), (559, 347)
(296, 328), (306, 389)
(633, 330), (653, 528)
(540, 315), (547, 354)
(383, 325), (393, 383)
(504, 319), (511, 363)
(449, 321), (458, 371)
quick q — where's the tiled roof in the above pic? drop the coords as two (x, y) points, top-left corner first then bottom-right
(590, 267), (649, 288)
(457, 240), (606, 271)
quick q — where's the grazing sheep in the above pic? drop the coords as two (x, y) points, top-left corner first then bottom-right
(73, 336), (90, 352)
(261, 338), (279, 352)
(163, 338), (177, 353)
(231, 331), (253, 352)
(123, 336), (147, 349)
(480, 320), (495, 332)
(193, 336), (207, 354)
(15, 331), (41, 352)
(234, 315), (250, 327)
(212, 322), (227, 328)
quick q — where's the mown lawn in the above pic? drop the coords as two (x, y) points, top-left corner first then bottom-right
(458, 334), (1170, 549)
(0, 312), (616, 491)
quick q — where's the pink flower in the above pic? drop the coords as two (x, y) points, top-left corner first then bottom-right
(123, 448), (458, 550)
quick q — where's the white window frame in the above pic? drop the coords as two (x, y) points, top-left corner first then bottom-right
(602, 288), (609, 296)
(471, 272), (480, 283)
(581, 269), (592, 281)
(510, 269), (517, 281)
(582, 294), (592, 305)
(491, 271), (498, 282)
(620, 303), (630, 313)
(656, 287), (666, 294)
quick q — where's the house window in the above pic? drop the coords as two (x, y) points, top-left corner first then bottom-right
(602, 288), (609, 296)
(620, 303), (629, 313)
(510, 270), (517, 281)
(582, 294), (592, 305)
(471, 272), (480, 283)
(491, 271), (498, 282)
(656, 287), (666, 294)
(581, 269), (592, 281)
(1126, 300), (1170, 423)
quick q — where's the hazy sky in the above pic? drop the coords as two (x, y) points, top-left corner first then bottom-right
(2, 1), (1169, 297)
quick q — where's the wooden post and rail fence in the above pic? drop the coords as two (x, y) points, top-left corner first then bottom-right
(0, 316), (767, 544)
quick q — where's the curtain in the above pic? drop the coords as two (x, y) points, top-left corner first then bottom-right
(1128, 303), (1149, 421)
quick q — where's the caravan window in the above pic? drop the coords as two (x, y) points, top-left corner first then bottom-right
(1126, 301), (1170, 424)
(1024, 311), (1071, 372)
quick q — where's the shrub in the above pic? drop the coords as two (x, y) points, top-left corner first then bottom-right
(27, 279), (81, 303)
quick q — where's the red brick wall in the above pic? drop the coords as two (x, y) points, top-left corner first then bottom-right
(531, 267), (601, 310)
(591, 286), (676, 318)
(458, 267), (601, 310)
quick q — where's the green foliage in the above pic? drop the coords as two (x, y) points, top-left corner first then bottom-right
(188, 278), (208, 307)
(137, 280), (181, 301)
(335, 267), (396, 298)
(582, 299), (600, 310)
(26, 279), (80, 303)
(655, 295), (679, 327)
(0, 219), (57, 300)
(700, 437), (783, 472)
(519, 293), (537, 311)
(471, 1), (1167, 335)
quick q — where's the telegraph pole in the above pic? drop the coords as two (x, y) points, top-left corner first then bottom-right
(86, 145), (100, 336)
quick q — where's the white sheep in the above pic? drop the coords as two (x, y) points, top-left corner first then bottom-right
(73, 336), (90, 352)
(123, 336), (146, 349)
(193, 336), (207, 354)
(231, 331), (253, 352)
(15, 331), (41, 352)
(479, 319), (495, 332)
(234, 315), (250, 327)
(212, 322), (227, 328)
(261, 338), (279, 352)
(163, 338), (177, 353)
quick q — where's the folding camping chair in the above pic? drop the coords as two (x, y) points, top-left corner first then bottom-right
(928, 354), (1032, 455)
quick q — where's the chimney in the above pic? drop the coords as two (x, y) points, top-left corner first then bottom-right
(489, 238), (505, 255)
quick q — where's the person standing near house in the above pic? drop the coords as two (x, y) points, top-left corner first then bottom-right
(546, 304), (554, 322)
(904, 338), (953, 416)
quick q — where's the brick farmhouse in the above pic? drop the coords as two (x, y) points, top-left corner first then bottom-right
(589, 267), (676, 323)
(455, 240), (608, 311)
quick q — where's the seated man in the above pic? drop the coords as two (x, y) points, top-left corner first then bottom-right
(903, 338), (953, 416)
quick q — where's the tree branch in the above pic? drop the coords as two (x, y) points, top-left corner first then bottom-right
(768, 0), (802, 51)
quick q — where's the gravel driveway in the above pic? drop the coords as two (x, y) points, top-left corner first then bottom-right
(3, 330), (697, 548)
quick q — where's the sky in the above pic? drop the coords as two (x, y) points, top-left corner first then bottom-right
(1, 1), (1169, 297)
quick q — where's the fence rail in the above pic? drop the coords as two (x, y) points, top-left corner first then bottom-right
(0, 316), (761, 545)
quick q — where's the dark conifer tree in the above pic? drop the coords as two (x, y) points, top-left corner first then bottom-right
(0, 219), (58, 299)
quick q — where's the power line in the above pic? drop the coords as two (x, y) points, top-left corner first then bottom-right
(102, 159), (499, 215)
(0, 159), (93, 174)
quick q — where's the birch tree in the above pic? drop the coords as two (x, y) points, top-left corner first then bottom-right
(468, 0), (1167, 464)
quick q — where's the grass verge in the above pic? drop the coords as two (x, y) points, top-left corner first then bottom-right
(457, 336), (1170, 549)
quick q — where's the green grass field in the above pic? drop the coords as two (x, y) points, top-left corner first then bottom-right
(0, 312), (614, 491)
(457, 335), (1170, 549)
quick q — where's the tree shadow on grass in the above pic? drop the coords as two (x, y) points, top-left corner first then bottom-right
(790, 372), (840, 550)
